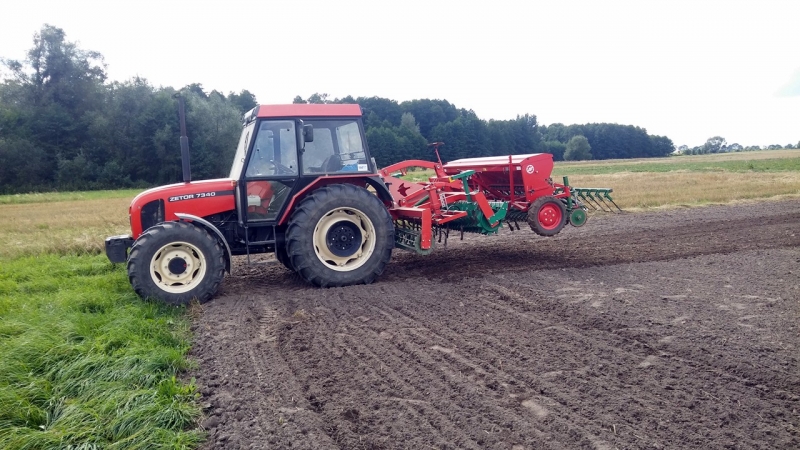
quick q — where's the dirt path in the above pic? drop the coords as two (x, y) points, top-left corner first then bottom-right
(190, 199), (800, 449)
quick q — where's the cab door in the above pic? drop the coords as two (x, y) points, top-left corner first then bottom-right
(239, 119), (300, 224)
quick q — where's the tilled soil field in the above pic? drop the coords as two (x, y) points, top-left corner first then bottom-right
(191, 199), (800, 449)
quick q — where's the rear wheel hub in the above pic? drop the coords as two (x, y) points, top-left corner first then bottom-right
(327, 222), (362, 257)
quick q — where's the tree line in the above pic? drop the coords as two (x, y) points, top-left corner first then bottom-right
(293, 94), (676, 167)
(0, 26), (258, 194)
(1, 25), (677, 194)
(677, 136), (799, 155)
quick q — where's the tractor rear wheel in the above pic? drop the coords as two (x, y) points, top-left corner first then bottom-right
(127, 221), (225, 305)
(528, 196), (567, 237)
(275, 246), (294, 271)
(285, 184), (394, 287)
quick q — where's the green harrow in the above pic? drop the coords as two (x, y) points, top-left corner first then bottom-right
(572, 187), (622, 213)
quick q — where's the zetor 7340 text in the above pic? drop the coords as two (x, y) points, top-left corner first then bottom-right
(105, 103), (619, 305)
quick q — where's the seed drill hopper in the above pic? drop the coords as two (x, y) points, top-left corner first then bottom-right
(380, 143), (621, 254)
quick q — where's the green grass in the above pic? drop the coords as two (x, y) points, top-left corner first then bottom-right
(0, 189), (142, 205)
(551, 155), (800, 176)
(0, 254), (204, 449)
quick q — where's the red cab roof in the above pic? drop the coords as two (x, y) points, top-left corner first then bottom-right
(256, 104), (362, 118)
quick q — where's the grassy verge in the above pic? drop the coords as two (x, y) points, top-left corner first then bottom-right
(551, 150), (800, 175)
(0, 189), (142, 205)
(554, 150), (800, 209)
(0, 254), (203, 449)
(565, 171), (800, 210)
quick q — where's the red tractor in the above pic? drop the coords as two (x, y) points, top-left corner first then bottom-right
(106, 103), (618, 305)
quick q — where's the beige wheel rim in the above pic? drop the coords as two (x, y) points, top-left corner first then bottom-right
(313, 207), (376, 271)
(149, 241), (207, 293)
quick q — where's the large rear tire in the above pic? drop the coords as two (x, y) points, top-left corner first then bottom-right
(275, 245), (294, 271)
(285, 184), (394, 287)
(528, 196), (567, 237)
(127, 221), (225, 305)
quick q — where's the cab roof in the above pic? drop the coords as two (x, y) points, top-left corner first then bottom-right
(255, 104), (362, 118)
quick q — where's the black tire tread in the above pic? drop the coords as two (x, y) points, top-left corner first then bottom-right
(285, 184), (394, 287)
(527, 196), (567, 237)
(127, 221), (226, 305)
(275, 245), (294, 271)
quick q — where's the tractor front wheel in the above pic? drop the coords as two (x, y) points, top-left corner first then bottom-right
(285, 184), (394, 287)
(528, 196), (567, 237)
(127, 221), (225, 305)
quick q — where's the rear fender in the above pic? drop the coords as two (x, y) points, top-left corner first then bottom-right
(277, 175), (393, 225)
(174, 213), (232, 274)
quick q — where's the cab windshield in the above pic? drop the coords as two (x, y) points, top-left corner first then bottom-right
(229, 122), (255, 178)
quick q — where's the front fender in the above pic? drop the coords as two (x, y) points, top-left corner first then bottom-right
(174, 213), (232, 274)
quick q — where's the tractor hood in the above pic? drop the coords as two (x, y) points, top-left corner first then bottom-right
(129, 178), (237, 237)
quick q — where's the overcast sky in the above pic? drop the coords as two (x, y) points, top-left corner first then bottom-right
(2, 0), (799, 148)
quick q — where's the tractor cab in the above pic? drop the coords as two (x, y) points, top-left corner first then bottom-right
(231, 104), (376, 225)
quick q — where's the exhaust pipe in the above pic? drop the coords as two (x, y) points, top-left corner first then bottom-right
(175, 94), (191, 183)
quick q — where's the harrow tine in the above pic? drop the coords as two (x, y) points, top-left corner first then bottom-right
(597, 195), (615, 213)
(578, 191), (598, 210)
(573, 187), (621, 213)
(588, 191), (608, 212)
(604, 193), (623, 213)
(571, 195), (587, 212)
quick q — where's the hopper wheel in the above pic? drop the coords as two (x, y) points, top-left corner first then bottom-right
(285, 184), (394, 287)
(127, 221), (225, 305)
(528, 196), (567, 237)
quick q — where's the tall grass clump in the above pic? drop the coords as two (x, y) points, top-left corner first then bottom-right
(0, 254), (204, 449)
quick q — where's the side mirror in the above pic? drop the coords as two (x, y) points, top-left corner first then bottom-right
(303, 124), (314, 142)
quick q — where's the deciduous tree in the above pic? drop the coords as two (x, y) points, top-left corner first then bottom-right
(227, 90), (257, 113)
(564, 135), (592, 161)
(703, 136), (727, 154)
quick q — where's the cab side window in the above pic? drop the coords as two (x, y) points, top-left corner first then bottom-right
(302, 129), (335, 173)
(302, 120), (369, 174)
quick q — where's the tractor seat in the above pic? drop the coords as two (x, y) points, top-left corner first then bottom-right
(321, 154), (342, 173)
